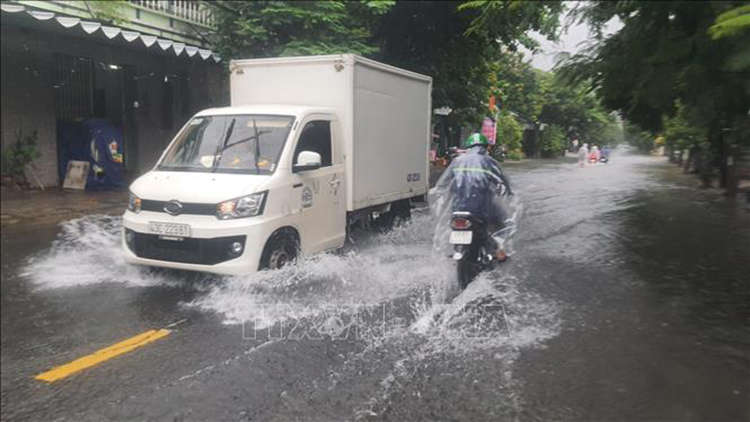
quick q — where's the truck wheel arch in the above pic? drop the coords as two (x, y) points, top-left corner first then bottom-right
(258, 226), (301, 270)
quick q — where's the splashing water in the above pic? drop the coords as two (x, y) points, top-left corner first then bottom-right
(188, 214), (458, 328)
(21, 210), (561, 420)
(22, 213), (560, 352)
(22, 215), (184, 289)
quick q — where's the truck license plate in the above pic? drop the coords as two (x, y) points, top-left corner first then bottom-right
(449, 230), (472, 244)
(148, 222), (191, 238)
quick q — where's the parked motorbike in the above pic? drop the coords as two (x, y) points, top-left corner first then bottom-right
(449, 211), (496, 289)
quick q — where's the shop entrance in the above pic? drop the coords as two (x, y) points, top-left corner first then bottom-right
(53, 53), (128, 188)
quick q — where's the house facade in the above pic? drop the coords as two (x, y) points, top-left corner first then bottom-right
(1, 1), (228, 186)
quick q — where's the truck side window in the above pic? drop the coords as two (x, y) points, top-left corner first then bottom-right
(294, 120), (332, 167)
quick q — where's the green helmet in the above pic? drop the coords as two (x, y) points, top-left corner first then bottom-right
(464, 133), (489, 148)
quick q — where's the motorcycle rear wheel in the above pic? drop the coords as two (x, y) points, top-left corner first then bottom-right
(456, 246), (478, 289)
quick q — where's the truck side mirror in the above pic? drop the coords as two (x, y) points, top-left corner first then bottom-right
(293, 151), (322, 173)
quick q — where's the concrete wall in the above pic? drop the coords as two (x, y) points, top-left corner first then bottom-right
(0, 25), (57, 186)
(1, 23), (228, 186)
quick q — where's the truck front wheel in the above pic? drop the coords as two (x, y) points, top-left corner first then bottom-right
(259, 232), (299, 270)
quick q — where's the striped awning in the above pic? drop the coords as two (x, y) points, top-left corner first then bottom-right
(1, 3), (221, 63)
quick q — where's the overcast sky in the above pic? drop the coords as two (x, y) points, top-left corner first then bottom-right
(526, 7), (623, 71)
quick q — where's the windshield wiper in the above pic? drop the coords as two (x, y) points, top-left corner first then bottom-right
(217, 119), (271, 175)
(253, 119), (262, 175)
(218, 131), (271, 152)
(212, 117), (236, 172)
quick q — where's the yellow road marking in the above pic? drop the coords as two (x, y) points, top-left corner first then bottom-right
(35, 329), (170, 383)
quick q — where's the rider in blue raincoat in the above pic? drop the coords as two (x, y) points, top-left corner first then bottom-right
(433, 133), (513, 258)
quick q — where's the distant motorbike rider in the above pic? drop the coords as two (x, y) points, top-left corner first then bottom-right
(435, 133), (513, 259)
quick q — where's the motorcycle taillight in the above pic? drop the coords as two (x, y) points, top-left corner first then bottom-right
(450, 217), (472, 230)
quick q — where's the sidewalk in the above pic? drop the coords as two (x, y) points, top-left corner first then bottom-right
(1, 187), (128, 229)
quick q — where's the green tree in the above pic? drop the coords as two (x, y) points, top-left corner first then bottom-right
(663, 101), (706, 153)
(459, 0), (564, 50)
(709, 4), (750, 40)
(496, 112), (523, 161)
(623, 123), (653, 153)
(211, 1), (569, 131)
(211, 1), (392, 59)
(492, 51), (545, 122)
(539, 124), (566, 157)
(1, 130), (40, 187)
(559, 1), (750, 184)
(88, 0), (127, 24)
(539, 73), (615, 147)
(373, 1), (491, 128)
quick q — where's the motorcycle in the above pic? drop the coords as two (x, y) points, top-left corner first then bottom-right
(599, 155), (609, 163)
(432, 176), (516, 290)
(449, 211), (499, 289)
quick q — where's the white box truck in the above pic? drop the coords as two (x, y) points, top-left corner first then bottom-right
(122, 54), (432, 275)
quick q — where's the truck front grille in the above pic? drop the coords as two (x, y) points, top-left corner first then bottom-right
(140, 199), (216, 216)
(127, 230), (246, 266)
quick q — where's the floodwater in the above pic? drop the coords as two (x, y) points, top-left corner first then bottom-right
(1, 148), (748, 421)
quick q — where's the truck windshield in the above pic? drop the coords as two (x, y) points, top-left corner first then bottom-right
(158, 115), (294, 174)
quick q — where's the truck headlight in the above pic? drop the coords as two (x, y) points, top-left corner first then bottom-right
(217, 191), (267, 220)
(127, 193), (141, 213)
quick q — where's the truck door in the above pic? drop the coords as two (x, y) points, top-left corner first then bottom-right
(290, 118), (346, 253)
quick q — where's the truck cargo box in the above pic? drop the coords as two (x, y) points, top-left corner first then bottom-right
(229, 54), (432, 211)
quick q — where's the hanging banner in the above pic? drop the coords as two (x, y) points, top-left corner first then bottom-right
(482, 117), (497, 145)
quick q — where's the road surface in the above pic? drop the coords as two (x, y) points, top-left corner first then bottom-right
(2, 149), (748, 421)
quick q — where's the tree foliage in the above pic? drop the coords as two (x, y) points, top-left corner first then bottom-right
(212, 1), (392, 59)
(491, 51), (545, 122)
(663, 101), (706, 152)
(623, 122), (654, 153)
(209, 0), (622, 160)
(559, 0), (750, 160)
(372, 1), (489, 127)
(458, 0), (564, 50)
(709, 4), (750, 40)
(539, 73), (616, 146)
(496, 112), (523, 161)
(488, 49), (620, 158)
(211, 1), (568, 129)
(539, 124), (566, 157)
(89, 0), (127, 25)
(1, 130), (40, 185)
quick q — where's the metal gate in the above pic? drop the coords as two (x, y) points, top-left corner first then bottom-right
(53, 54), (94, 121)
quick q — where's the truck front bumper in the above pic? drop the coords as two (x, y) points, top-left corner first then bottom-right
(122, 210), (277, 276)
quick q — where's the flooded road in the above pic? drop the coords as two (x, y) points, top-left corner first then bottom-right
(2, 149), (748, 421)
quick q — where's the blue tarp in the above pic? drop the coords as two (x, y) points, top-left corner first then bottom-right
(57, 119), (125, 189)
